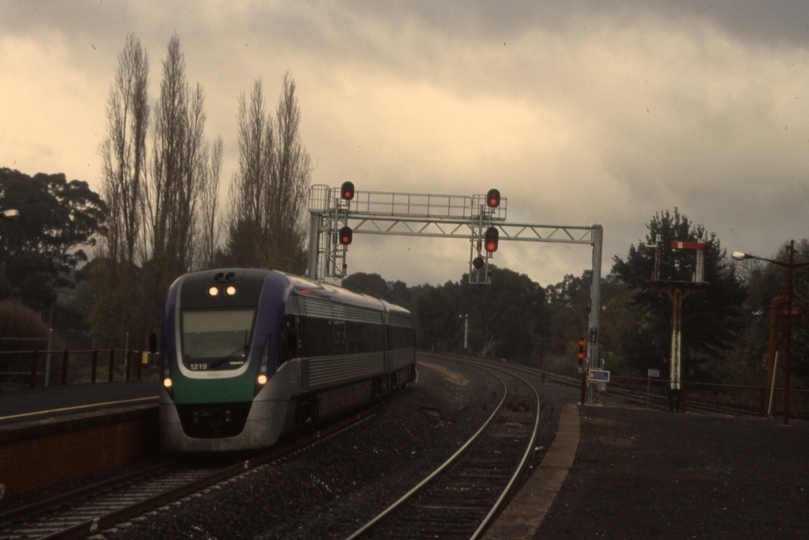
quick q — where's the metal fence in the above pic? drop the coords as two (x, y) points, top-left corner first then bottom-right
(609, 374), (809, 420)
(0, 330), (150, 388)
(0, 348), (159, 390)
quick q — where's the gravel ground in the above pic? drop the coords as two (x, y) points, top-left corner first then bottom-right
(535, 404), (809, 540)
(95, 357), (564, 540)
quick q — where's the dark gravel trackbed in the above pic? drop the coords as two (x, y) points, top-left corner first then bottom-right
(93, 357), (563, 540)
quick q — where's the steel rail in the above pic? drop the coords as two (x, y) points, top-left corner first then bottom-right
(0, 462), (174, 526)
(423, 352), (769, 418)
(469, 367), (541, 539)
(344, 369), (509, 540)
(36, 409), (379, 540)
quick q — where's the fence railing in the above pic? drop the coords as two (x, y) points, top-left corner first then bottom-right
(609, 374), (809, 419)
(0, 349), (159, 389)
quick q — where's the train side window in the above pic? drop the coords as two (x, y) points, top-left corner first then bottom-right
(389, 326), (416, 349)
(345, 321), (385, 353)
(332, 320), (347, 355)
(345, 321), (363, 353)
(299, 316), (332, 357)
(367, 323), (385, 352)
(278, 315), (299, 365)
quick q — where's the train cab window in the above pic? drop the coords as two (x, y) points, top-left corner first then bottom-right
(181, 309), (255, 370)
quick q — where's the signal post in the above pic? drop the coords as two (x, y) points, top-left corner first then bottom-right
(647, 236), (710, 411)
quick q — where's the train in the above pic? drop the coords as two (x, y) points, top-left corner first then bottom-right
(154, 268), (417, 451)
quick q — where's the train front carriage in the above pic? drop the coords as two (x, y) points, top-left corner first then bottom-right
(158, 269), (416, 452)
(158, 269), (289, 451)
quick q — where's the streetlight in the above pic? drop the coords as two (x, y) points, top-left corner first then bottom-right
(733, 241), (809, 425)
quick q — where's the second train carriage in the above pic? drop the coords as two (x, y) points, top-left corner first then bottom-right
(156, 268), (416, 451)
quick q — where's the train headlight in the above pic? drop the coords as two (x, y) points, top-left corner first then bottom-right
(226, 285), (237, 296)
(254, 334), (272, 396)
(163, 377), (173, 389)
(207, 286), (219, 297)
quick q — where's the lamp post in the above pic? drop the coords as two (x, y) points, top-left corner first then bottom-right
(733, 241), (809, 425)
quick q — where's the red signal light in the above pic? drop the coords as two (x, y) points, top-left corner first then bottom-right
(578, 338), (585, 364)
(341, 181), (355, 200)
(339, 226), (353, 245)
(486, 188), (500, 208)
(484, 227), (499, 252)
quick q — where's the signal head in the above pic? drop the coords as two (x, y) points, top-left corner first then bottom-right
(486, 188), (500, 208)
(339, 225), (353, 245)
(472, 256), (485, 269)
(341, 181), (355, 200)
(484, 227), (499, 253)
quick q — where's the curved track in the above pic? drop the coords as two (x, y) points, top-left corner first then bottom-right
(346, 358), (541, 540)
(432, 352), (767, 417)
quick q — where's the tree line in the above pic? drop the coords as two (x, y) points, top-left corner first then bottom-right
(340, 209), (809, 390)
(92, 33), (311, 346)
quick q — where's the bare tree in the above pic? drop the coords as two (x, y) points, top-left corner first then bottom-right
(198, 136), (223, 269)
(92, 33), (149, 340)
(99, 33), (149, 267)
(135, 35), (213, 331)
(145, 35), (207, 277)
(90, 33), (223, 345)
(228, 79), (273, 266)
(271, 73), (310, 271)
(226, 73), (310, 272)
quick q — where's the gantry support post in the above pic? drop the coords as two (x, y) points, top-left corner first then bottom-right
(585, 225), (603, 405)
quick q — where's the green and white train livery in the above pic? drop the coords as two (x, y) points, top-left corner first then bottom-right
(157, 269), (416, 451)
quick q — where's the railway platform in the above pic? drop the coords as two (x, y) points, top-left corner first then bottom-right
(487, 402), (809, 540)
(0, 382), (160, 497)
(0, 381), (159, 426)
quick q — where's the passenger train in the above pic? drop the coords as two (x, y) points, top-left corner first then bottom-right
(154, 268), (416, 451)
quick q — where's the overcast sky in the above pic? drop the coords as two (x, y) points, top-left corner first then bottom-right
(2, 0), (808, 288)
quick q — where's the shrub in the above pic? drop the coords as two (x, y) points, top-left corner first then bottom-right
(0, 299), (49, 351)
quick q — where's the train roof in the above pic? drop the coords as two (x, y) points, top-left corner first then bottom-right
(283, 272), (412, 317)
(177, 268), (412, 318)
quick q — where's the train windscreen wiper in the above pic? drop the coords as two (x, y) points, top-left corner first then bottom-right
(208, 331), (250, 369)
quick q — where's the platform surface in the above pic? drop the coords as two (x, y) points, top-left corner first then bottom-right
(0, 382), (159, 427)
(532, 405), (809, 539)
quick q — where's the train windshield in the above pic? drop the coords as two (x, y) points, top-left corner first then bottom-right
(181, 309), (255, 370)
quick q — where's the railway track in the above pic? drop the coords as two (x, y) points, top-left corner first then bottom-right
(0, 409), (378, 540)
(427, 352), (765, 417)
(346, 360), (541, 540)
